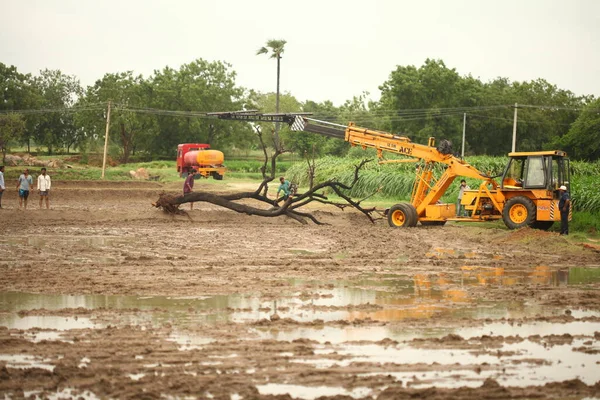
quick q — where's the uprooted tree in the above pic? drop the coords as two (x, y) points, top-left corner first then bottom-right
(153, 123), (379, 225)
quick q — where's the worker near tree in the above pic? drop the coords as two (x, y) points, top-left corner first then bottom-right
(183, 169), (196, 210)
(0, 165), (5, 209)
(277, 176), (292, 201)
(16, 168), (33, 209)
(558, 185), (571, 235)
(456, 179), (470, 217)
(37, 167), (51, 209)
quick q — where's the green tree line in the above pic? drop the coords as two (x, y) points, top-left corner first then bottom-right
(1, 58), (598, 162)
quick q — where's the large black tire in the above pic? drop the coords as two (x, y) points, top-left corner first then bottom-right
(213, 172), (224, 181)
(420, 220), (447, 226)
(502, 196), (536, 229)
(531, 220), (554, 231)
(388, 203), (418, 228)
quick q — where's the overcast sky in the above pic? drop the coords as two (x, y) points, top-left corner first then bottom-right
(2, 0), (599, 106)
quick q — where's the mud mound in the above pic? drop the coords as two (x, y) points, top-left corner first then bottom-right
(501, 227), (559, 243)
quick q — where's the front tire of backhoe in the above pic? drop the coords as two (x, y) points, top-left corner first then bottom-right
(502, 196), (536, 230)
(388, 203), (418, 228)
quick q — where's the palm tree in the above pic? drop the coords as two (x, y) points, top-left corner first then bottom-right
(257, 39), (287, 140)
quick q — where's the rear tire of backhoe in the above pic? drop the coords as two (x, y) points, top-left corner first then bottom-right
(387, 203), (418, 228)
(502, 196), (536, 230)
(213, 172), (224, 180)
(531, 220), (554, 230)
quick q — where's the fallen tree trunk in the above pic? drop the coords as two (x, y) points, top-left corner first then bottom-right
(153, 160), (379, 225)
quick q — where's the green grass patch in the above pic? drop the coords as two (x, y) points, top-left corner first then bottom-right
(566, 211), (600, 235)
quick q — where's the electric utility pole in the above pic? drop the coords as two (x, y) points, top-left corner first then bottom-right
(511, 103), (518, 153)
(461, 113), (466, 158)
(101, 101), (111, 179)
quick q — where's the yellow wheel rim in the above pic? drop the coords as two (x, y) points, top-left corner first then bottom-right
(391, 210), (407, 226)
(509, 204), (528, 224)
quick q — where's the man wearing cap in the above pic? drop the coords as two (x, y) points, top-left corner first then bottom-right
(558, 185), (571, 235)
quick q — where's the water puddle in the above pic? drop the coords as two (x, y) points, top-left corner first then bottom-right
(22, 330), (67, 343)
(255, 337), (600, 396)
(252, 319), (600, 343)
(1, 267), (598, 396)
(1, 266), (599, 346)
(256, 384), (372, 399)
(353, 338), (600, 387)
(23, 389), (100, 400)
(0, 315), (94, 331)
(0, 354), (55, 371)
(128, 373), (146, 381)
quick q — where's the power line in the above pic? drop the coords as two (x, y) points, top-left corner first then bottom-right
(469, 113), (574, 126)
(2, 103), (597, 120)
(0, 103), (107, 115)
(517, 104), (600, 112)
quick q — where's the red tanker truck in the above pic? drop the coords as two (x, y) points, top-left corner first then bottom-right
(176, 143), (226, 180)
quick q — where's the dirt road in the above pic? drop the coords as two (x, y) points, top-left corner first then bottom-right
(1, 181), (599, 399)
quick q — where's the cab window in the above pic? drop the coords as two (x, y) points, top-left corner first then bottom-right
(502, 158), (524, 187)
(524, 156), (546, 188)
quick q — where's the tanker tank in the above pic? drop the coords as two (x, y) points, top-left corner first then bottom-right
(183, 149), (225, 166)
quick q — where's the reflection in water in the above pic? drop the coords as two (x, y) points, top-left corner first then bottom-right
(0, 267), (598, 330)
(0, 354), (55, 371)
(0, 316), (94, 331)
(1, 266), (599, 393)
(256, 384), (372, 400)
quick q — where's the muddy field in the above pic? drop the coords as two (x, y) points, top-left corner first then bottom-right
(1, 180), (599, 399)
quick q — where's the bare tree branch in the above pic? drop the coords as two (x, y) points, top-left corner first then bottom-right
(153, 159), (379, 225)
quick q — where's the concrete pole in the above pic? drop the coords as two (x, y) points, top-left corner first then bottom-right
(511, 103), (518, 153)
(101, 101), (112, 179)
(461, 113), (466, 158)
(274, 53), (281, 148)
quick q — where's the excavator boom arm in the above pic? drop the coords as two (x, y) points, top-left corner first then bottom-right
(210, 112), (493, 215)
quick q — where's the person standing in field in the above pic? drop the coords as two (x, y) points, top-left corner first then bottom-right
(558, 185), (571, 236)
(37, 167), (51, 209)
(456, 179), (470, 217)
(183, 169), (196, 210)
(17, 168), (34, 209)
(276, 176), (292, 202)
(0, 165), (5, 209)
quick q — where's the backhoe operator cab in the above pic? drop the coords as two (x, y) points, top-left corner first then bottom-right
(501, 151), (570, 192)
(461, 151), (571, 230)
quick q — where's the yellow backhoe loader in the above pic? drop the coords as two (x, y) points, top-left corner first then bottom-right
(289, 117), (571, 230)
(212, 111), (571, 230)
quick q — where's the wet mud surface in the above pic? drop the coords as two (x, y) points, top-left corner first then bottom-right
(1, 181), (599, 399)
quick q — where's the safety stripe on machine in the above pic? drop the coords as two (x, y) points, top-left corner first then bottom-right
(550, 201), (555, 220)
(569, 200), (573, 221)
(291, 116), (306, 132)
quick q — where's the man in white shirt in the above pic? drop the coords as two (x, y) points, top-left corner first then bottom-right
(456, 179), (471, 217)
(37, 167), (52, 209)
(0, 165), (5, 209)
